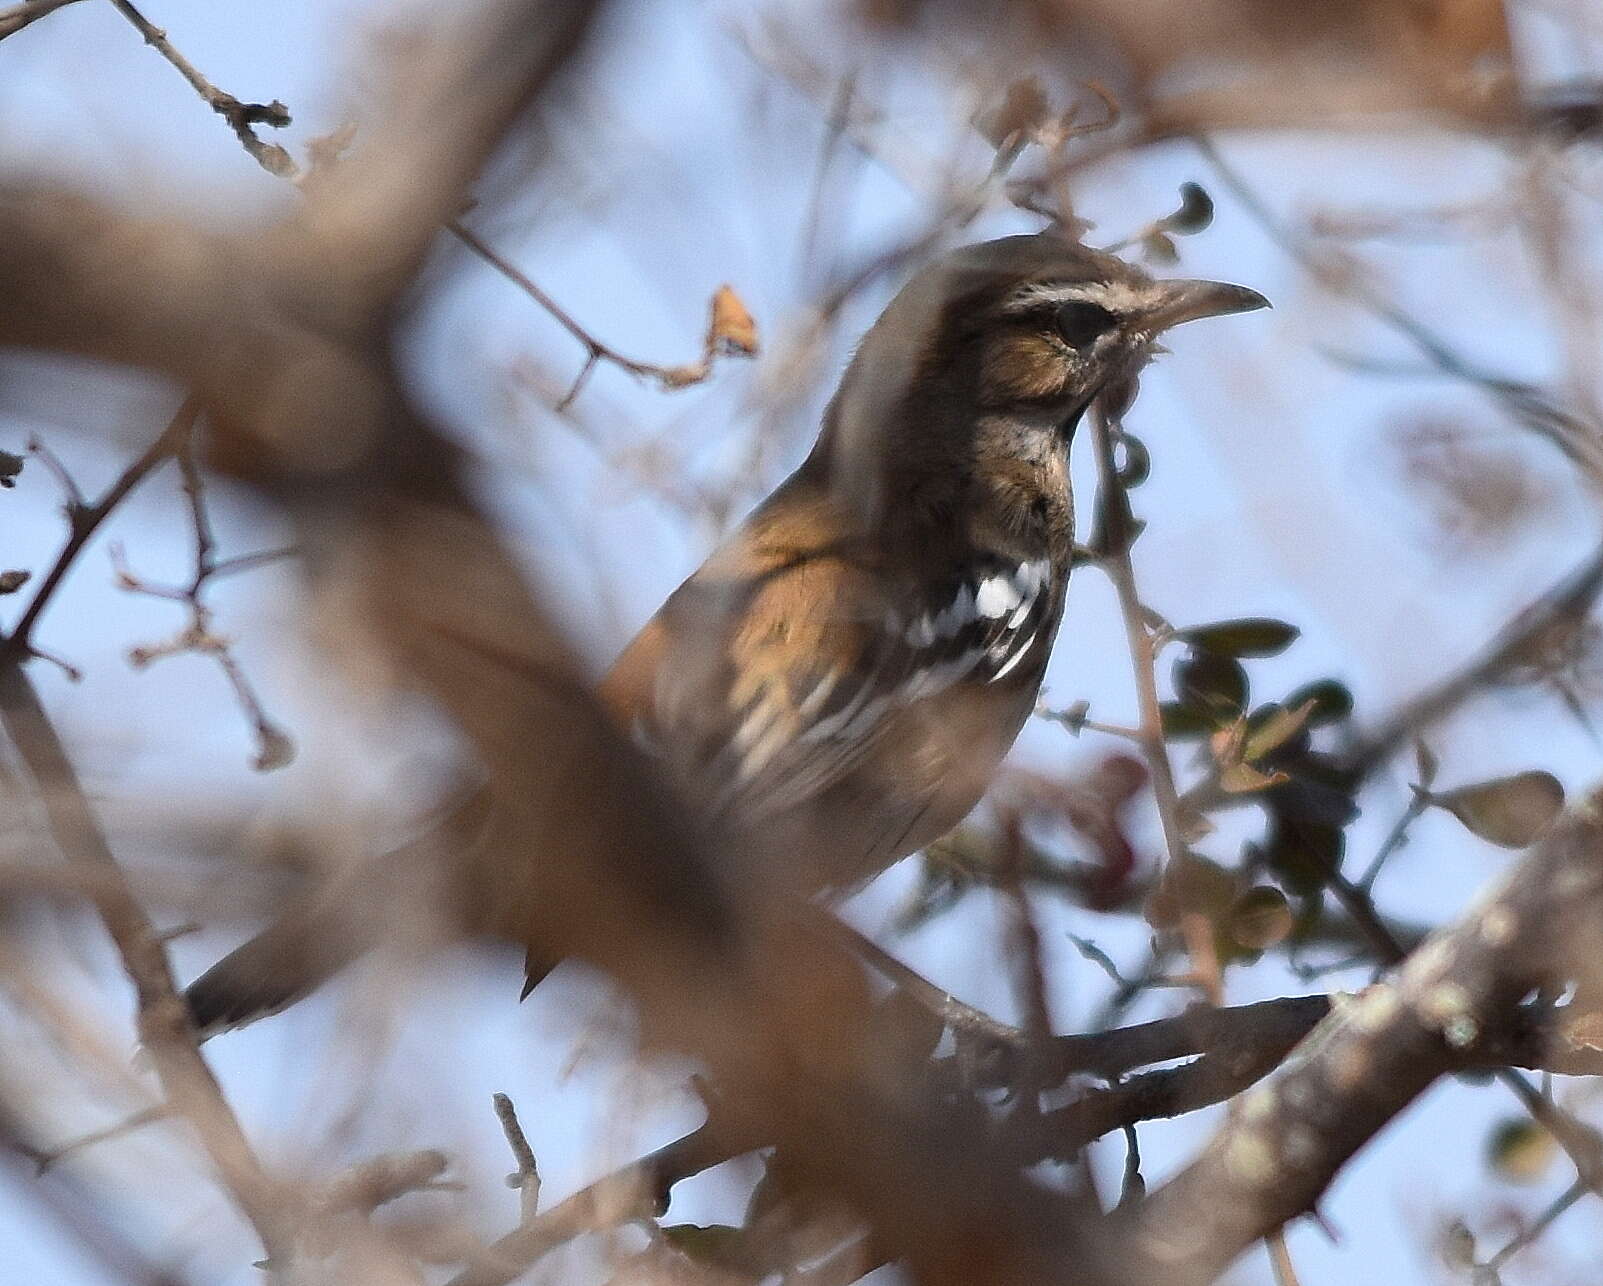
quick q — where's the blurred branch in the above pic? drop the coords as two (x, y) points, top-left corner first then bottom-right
(449, 1124), (741, 1286)
(60, 0), (755, 409)
(0, 0), (83, 41)
(1130, 781), (1603, 1280)
(0, 665), (292, 1262)
(1341, 539), (1603, 778)
(1198, 134), (1603, 486)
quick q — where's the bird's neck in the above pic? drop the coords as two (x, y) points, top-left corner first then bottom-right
(804, 406), (1074, 569)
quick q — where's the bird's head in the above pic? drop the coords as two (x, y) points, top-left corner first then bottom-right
(934, 233), (1270, 424)
(815, 233), (1268, 514)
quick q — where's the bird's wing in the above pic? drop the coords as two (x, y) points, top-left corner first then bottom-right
(603, 540), (1055, 824)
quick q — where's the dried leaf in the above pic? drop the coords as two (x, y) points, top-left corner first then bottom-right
(0, 569), (29, 594)
(1413, 737), (1439, 788)
(708, 284), (758, 357)
(1243, 699), (1318, 763)
(1218, 759), (1288, 794)
(253, 723), (297, 773)
(1432, 770), (1564, 848)
(0, 448), (21, 488)
(975, 75), (1051, 147)
(1228, 885), (1294, 950)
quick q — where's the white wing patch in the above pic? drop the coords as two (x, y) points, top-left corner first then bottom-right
(704, 556), (1056, 800)
(896, 558), (1050, 695)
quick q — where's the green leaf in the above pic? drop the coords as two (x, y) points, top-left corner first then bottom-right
(660, 1224), (748, 1265)
(1174, 651), (1249, 716)
(1116, 432), (1151, 488)
(1177, 618), (1300, 659)
(1486, 1118), (1555, 1183)
(1432, 771), (1564, 848)
(1164, 182), (1215, 235)
(1262, 816), (1344, 897)
(1159, 700), (1216, 738)
(1283, 678), (1354, 727)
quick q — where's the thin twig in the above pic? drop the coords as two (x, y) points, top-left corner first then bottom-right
(446, 1125), (742, 1286)
(492, 1092), (541, 1224)
(1479, 1178), (1586, 1276)
(106, 0), (294, 176)
(1266, 1230), (1302, 1286)
(1086, 402), (1193, 891)
(32, 1104), (173, 1175)
(111, 436), (295, 771)
(91, 0), (752, 410)
(1357, 786), (1431, 892)
(0, 664), (292, 1263)
(1197, 133), (1603, 486)
(1, 401), (194, 666)
(445, 221), (752, 405)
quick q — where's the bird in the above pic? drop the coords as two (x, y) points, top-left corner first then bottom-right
(184, 231), (1267, 1035)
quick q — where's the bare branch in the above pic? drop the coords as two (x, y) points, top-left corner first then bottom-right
(0, 0), (84, 42)
(1130, 784), (1603, 1280)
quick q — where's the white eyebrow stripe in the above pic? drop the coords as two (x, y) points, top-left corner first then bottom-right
(1003, 280), (1153, 315)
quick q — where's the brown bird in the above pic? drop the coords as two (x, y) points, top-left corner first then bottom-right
(185, 232), (1267, 1034)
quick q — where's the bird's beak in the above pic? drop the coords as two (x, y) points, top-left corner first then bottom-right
(1139, 279), (1271, 333)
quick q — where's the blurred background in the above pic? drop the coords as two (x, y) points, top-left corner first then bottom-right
(3, 0), (1603, 1281)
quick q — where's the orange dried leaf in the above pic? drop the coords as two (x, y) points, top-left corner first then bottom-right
(708, 284), (759, 357)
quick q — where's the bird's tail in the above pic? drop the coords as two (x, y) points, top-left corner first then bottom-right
(184, 795), (492, 1038)
(184, 893), (376, 1038)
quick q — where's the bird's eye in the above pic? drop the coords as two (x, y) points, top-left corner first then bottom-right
(1054, 299), (1117, 349)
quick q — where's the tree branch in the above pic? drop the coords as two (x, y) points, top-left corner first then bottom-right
(1129, 783), (1603, 1281)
